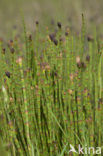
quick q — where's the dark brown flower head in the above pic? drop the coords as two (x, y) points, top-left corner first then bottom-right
(10, 40), (13, 43)
(86, 55), (90, 62)
(5, 71), (11, 78)
(8, 40), (13, 47)
(49, 32), (58, 45)
(49, 33), (56, 41)
(65, 31), (69, 36)
(35, 21), (39, 25)
(10, 48), (15, 54)
(87, 35), (94, 42)
(2, 48), (6, 54)
(77, 61), (86, 69)
(29, 35), (32, 41)
(57, 22), (62, 29)
(59, 37), (65, 43)
(53, 38), (58, 46)
(81, 61), (86, 69)
(54, 72), (58, 77)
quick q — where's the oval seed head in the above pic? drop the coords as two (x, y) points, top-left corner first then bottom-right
(2, 48), (6, 54)
(35, 21), (39, 25)
(59, 37), (65, 43)
(10, 39), (13, 43)
(29, 34), (32, 41)
(65, 31), (69, 36)
(49, 33), (56, 41)
(86, 54), (90, 62)
(5, 71), (10, 78)
(57, 22), (62, 29)
(10, 48), (15, 54)
(53, 38), (58, 46)
(8, 40), (13, 47)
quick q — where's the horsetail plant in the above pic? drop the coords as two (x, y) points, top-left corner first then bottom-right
(16, 57), (32, 155)
(0, 16), (103, 155)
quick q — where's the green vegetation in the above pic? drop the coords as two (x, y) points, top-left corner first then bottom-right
(0, 15), (103, 155)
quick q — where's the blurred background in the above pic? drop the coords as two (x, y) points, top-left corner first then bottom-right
(0, 0), (103, 37)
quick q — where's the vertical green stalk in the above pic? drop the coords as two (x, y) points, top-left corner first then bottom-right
(17, 57), (32, 155)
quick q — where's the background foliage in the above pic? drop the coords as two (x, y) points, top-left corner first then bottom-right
(0, 0), (103, 36)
